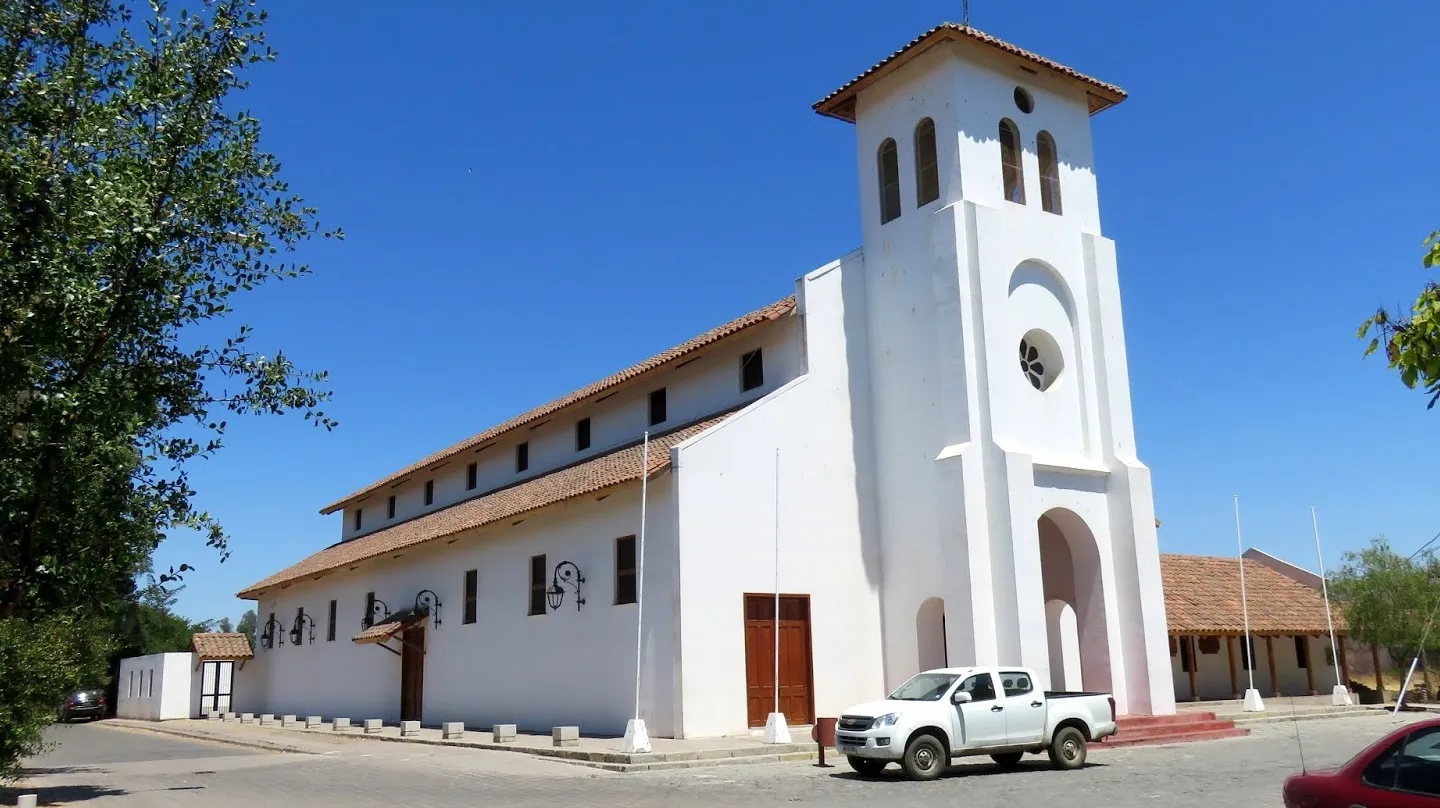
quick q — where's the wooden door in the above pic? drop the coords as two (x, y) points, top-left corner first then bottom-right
(400, 626), (425, 723)
(743, 594), (813, 727)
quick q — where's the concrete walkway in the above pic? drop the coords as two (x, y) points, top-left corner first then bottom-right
(105, 718), (825, 773)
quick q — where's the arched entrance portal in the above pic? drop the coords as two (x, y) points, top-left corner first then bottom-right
(916, 597), (948, 671)
(1038, 509), (1112, 693)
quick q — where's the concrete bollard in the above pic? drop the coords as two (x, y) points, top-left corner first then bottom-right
(240, 713), (254, 724)
(305, 715), (322, 729)
(492, 723), (517, 743)
(552, 726), (579, 748)
(222, 712), (236, 722)
(333, 717), (351, 731)
(259, 714), (275, 726)
(281, 714), (297, 727)
(18, 794), (37, 808)
(400, 720), (421, 737)
(442, 721), (464, 740)
(364, 718), (383, 734)
(207, 710), (219, 721)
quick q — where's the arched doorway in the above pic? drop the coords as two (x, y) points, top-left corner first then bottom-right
(1038, 509), (1112, 693)
(916, 597), (948, 671)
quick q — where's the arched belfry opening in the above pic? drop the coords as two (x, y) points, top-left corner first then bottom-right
(1038, 509), (1112, 693)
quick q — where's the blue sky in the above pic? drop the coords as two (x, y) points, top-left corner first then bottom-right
(157, 0), (1439, 624)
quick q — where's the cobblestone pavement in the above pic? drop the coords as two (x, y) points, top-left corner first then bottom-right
(5, 713), (1427, 807)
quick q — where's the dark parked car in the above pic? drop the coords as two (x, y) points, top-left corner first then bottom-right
(57, 689), (106, 722)
(1283, 716), (1440, 807)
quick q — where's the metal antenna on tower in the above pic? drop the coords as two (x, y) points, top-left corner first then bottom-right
(962, 0), (970, 26)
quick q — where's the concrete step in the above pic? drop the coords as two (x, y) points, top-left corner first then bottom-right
(1099, 726), (1251, 749)
(1116, 712), (1217, 730)
(1229, 707), (1377, 727)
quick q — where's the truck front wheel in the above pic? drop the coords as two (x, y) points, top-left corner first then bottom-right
(901, 734), (947, 781)
(847, 756), (886, 777)
(1048, 726), (1088, 770)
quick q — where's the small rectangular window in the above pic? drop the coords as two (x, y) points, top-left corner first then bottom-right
(741, 349), (764, 392)
(353, 509), (362, 531)
(464, 569), (478, 624)
(516, 442), (529, 473)
(327, 600), (337, 642)
(466, 462), (477, 490)
(387, 495), (396, 519)
(529, 554), (547, 616)
(148, 669), (154, 697)
(128, 670), (134, 698)
(576, 418), (591, 451)
(424, 479), (434, 506)
(649, 388), (666, 425)
(615, 535), (637, 605)
(1294, 636), (1309, 669)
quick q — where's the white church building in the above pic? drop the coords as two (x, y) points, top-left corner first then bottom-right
(238, 22), (1177, 739)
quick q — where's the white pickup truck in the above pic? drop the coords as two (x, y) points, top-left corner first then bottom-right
(834, 666), (1118, 780)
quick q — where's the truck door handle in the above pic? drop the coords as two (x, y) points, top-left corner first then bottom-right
(1031, 701), (1043, 707)
(990, 705), (1004, 712)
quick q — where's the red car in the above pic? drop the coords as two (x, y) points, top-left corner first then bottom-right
(1283, 716), (1440, 806)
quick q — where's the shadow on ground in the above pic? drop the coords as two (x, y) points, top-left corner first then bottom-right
(1, 783), (127, 805)
(825, 759), (1107, 781)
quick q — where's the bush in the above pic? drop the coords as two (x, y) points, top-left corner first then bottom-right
(0, 616), (109, 782)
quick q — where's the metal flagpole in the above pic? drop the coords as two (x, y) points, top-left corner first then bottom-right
(1235, 495), (1258, 698)
(633, 432), (649, 720)
(1311, 507), (1347, 701)
(773, 448), (781, 718)
(622, 433), (652, 753)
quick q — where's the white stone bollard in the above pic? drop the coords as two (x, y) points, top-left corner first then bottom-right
(259, 714), (275, 726)
(222, 712), (236, 722)
(552, 726), (579, 748)
(18, 794), (37, 808)
(400, 720), (420, 737)
(206, 711), (219, 721)
(1331, 684), (1354, 706)
(442, 721), (464, 740)
(281, 714), (297, 727)
(333, 717), (351, 731)
(239, 713), (254, 724)
(364, 718), (382, 734)
(492, 724), (517, 743)
(305, 715), (322, 729)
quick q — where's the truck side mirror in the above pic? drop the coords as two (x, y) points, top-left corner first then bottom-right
(951, 691), (973, 705)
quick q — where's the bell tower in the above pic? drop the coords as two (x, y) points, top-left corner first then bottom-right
(817, 24), (1175, 715)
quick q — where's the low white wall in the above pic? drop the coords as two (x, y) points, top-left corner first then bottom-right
(116, 652), (192, 720)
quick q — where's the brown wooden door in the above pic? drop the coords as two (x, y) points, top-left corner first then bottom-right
(743, 594), (813, 727)
(400, 626), (425, 723)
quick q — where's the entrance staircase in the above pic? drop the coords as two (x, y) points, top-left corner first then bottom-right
(1099, 711), (1249, 748)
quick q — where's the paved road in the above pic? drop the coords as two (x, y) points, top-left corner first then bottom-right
(30, 722), (254, 768)
(3, 713), (1427, 807)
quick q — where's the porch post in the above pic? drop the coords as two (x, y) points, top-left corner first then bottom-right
(1372, 644), (1386, 703)
(1337, 637), (1350, 688)
(1225, 635), (1238, 697)
(1303, 636), (1315, 695)
(1187, 636), (1198, 701)
(1265, 635), (1279, 697)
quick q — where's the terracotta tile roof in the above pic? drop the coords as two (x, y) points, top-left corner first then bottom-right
(1161, 554), (1347, 636)
(352, 607), (426, 644)
(319, 297), (796, 515)
(239, 416), (728, 599)
(192, 632), (254, 660)
(813, 23), (1127, 122)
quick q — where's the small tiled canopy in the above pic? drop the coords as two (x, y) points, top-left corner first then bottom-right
(351, 607), (428, 645)
(192, 632), (254, 660)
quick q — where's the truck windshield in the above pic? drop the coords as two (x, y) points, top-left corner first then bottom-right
(887, 672), (960, 701)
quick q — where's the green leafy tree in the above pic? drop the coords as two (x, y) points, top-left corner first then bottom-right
(0, 0), (337, 779)
(236, 608), (256, 639)
(217, 616), (233, 632)
(1331, 536), (1440, 689)
(1359, 232), (1440, 408)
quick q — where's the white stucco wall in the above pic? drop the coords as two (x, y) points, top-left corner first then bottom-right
(341, 318), (801, 541)
(1170, 635), (1342, 701)
(116, 652), (192, 720)
(250, 480), (680, 736)
(848, 37), (1174, 715)
(671, 253), (886, 739)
